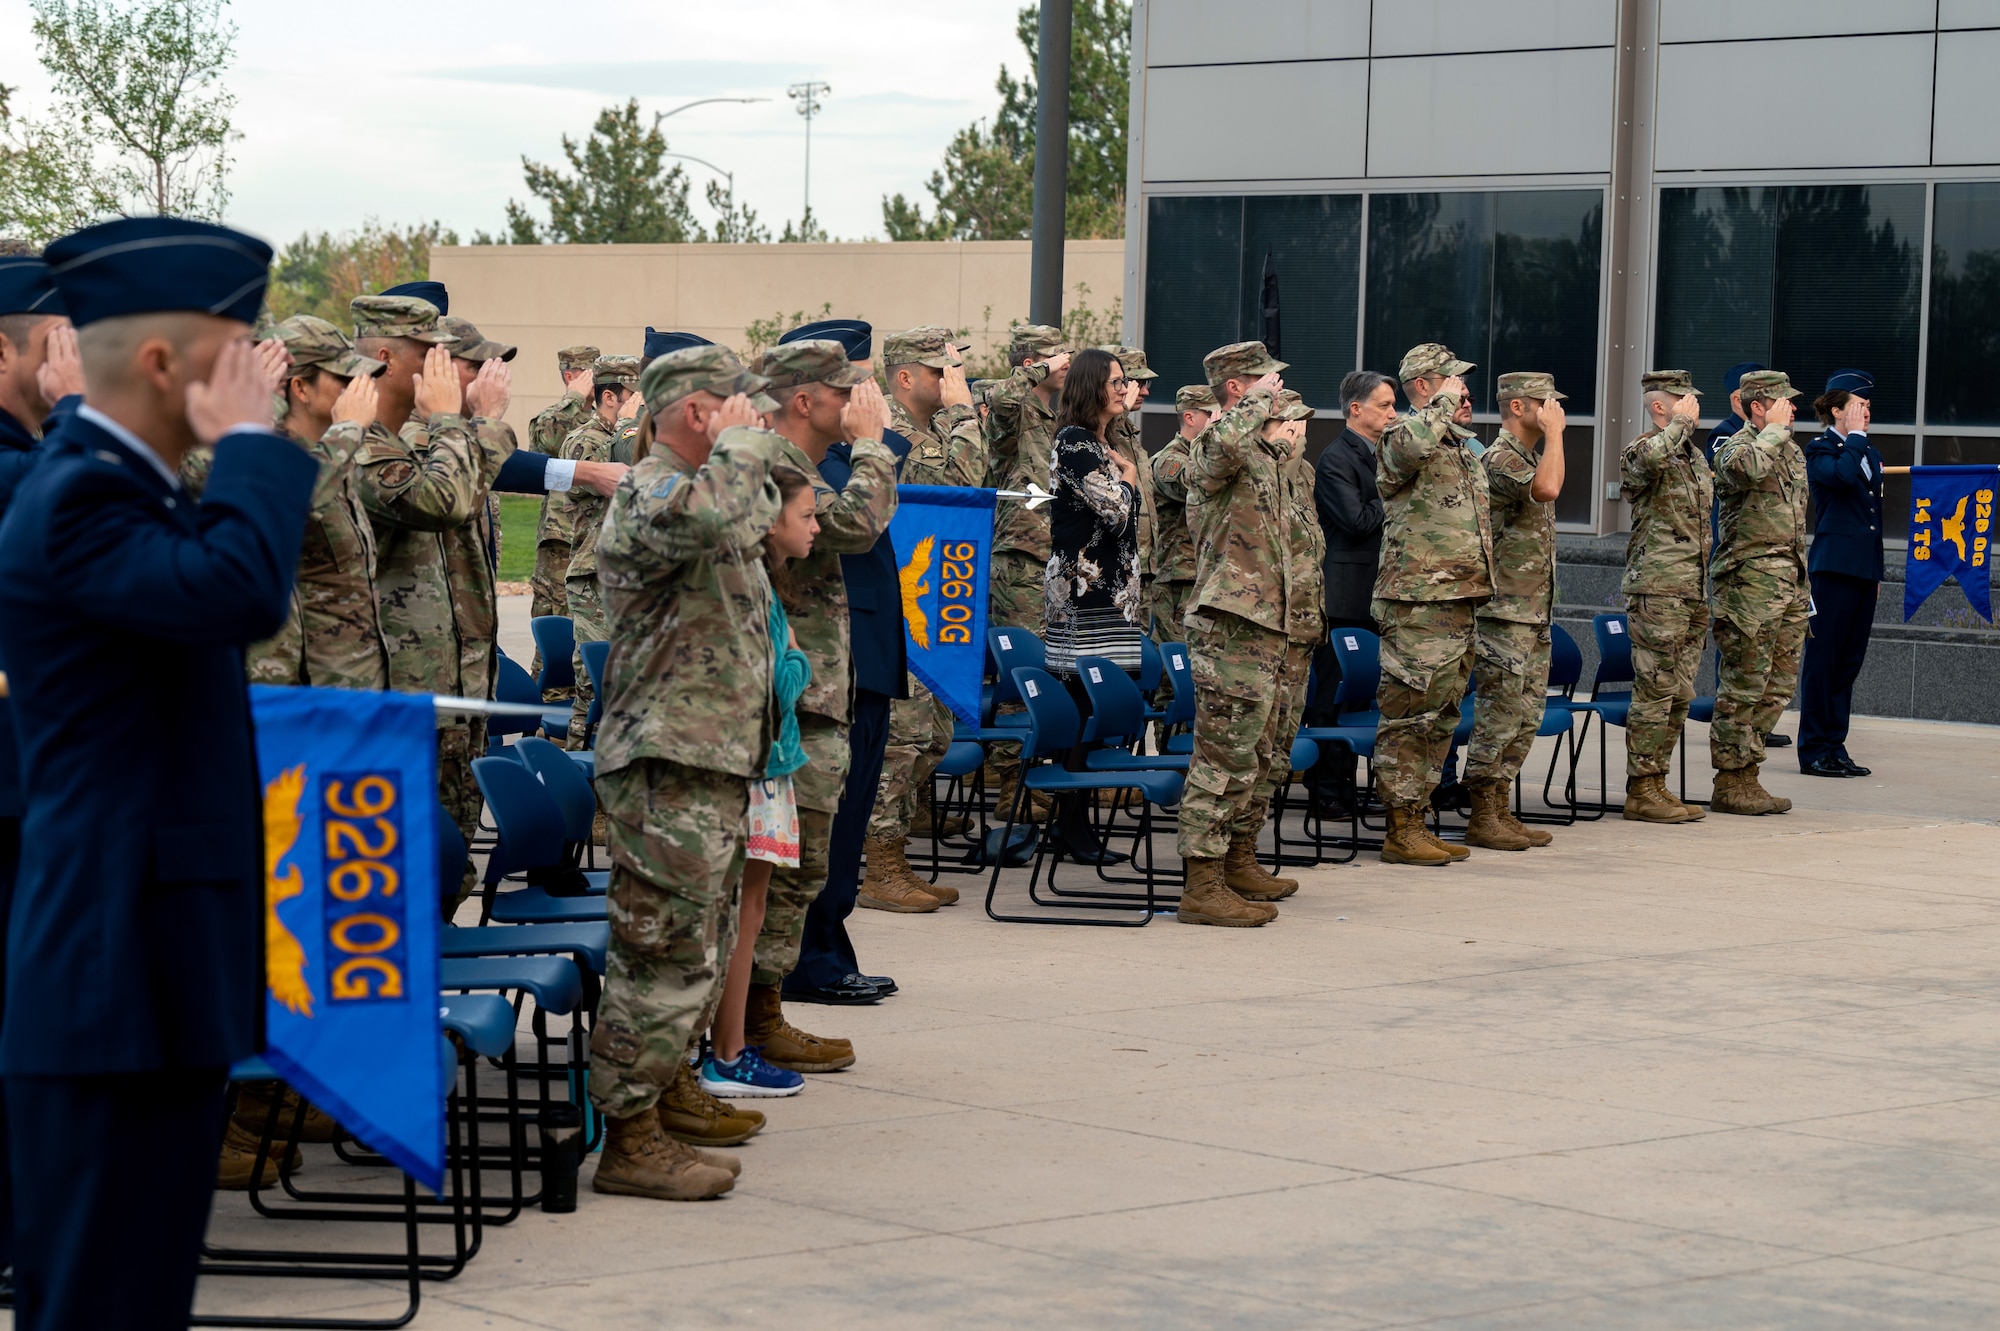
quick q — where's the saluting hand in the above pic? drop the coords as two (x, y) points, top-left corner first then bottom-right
(1042, 351), (1071, 378)
(841, 377), (892, 442)
(330, 373), (379, 429)
(255, 337), (292, 393)
(940, 361), (974, 410)
(1837, 395), (1871, 436)
(707, 392), (761, 442)
(1672, 392), (1701, 420)
(563, 365), (595, 399)
(1250, 369), (1284, 396)
(35, 323), (83, 405)
(1539, 396), (1567, 436)
(1438, 375), (1467, 402)
(413, 344), (463, 419)
(465, 357), (512, 419)
(1765, 396), (1796, 429)
(187, 339), (279, 444)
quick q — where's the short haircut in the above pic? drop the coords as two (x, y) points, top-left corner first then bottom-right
(75, 311), (211, 391)
(1642, 389), (1671, 412)
(0, 312), (49, 353)
(1341, 370), (1390, 412)
(1008, 346), (1031, 368)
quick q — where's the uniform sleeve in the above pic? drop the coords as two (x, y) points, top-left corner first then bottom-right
(982, 362), (1050, 466)
(934, 403), (989, 488)
(614, 426), (784, 567)
(1314, 443), (1383, 540)
(1151, 441), (1189, 505)
(357, 413), (483, 531)
(1714, 424), (1795, 486)
(530, 392), (591, 456)
(1484, 445), (1536, 508)
(1807, 433), (1871, 491)
(812, 436), (899, 553)
(1186, 390), (1276, 494)
(1377, 394), (1460, 493)
(1619, 415), (1695, 498)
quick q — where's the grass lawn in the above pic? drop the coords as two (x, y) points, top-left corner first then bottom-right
(497, 495), (540, 583)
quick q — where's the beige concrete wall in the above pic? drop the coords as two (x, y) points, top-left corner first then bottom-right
(428, 239), (1125, 431)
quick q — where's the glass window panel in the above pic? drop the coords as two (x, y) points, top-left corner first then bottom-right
(1771, 185), (1924, 424)
(1240, 194), (1361, 410)
(1654, 187), (1777, 401)
(1144, 196), (1243, 398)
(1364, 192), (1494, 403)
(1492, 191), (1604, 415)
(1554, 424), (1595, 527)
(1926, 183), (2000, 427)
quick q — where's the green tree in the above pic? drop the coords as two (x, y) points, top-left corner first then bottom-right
(265, 220), (458, 326)
(0, 82), (99, 242)
(27, 0), (238, 221)
(705, 179), (770, 244)
(883, 0), (1129, 241)
(506, 99), (700, 244)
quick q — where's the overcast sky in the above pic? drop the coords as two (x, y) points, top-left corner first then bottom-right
(0, 0), (1027, 247)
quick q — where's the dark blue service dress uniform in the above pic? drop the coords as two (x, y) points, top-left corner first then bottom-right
(1798, 425), (1885, 769)
(0, 412), (316, 1330)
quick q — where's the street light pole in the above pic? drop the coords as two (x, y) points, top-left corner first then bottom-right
(787, 80), (831, 233)
(650, 96), (767, 129)
(661, 150), (738, 231)
(1029, 0), (1071, 327)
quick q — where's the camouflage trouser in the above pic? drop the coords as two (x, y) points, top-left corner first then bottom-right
(754, 713), (848, 987)
(530, 539), (573, 697)
(565, 574), (606, 749)
(437, 715), (481, 915)
(866, 679), (954, 842)
(588, 759), (747, 1119)
(1711, 560), (1810, 772)
(1247, 638), (1316, 820)
(985, 549), (1048, 787)
(1466, 617), (1553, 785)
(1626, 594), (1709, 778)
(1372, 598), (1478, 808)
(1151, 580), (1195, 642)
(1176, 610), (1292, 859)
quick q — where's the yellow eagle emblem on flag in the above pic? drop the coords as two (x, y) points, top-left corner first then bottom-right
(900, 535), (935, 650)
(263, 764), (314, 1017)
(1942, 495), (1969, 560)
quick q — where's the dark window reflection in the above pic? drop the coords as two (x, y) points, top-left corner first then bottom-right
(1493, 191), (1603, 415)
(1144, 196), (1243, 398)
(1926, 184), (2000, 427)
(1240, 195), (1361, 410)
(1655, 188), (1777, 403)
(1364, 192), (1494, 403)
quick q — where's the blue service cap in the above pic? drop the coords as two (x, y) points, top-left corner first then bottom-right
(1722, 361), (1766, 394)
(380, 280), (448, 316)
(44, 217), (272, 328)
(0, 254), (66, 319)
(644, 327), (714, 359)
(780, 318), (872, 361)
(1825, 368), (1873, 397)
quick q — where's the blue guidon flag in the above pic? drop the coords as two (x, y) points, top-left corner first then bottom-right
(1906, 465), (1994, 622)
(244, 686), (445, 1192)
(891, 485), (996, 725)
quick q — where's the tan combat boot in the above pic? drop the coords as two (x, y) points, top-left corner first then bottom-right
(1623, 773), (1696, 824)
(1499, 803), (1554, 846)
(1380, 805), (1454, 866)
(1463, 779), (1532, 851)
(1416, 812), (1472, 861)
(747, 983), (855, 1072)
(1223, 834), (1298, 901)
(1711, 765), (1780, 816)
(910, 793), (967, 839)
(858, 839), (943, 913)
(990, 769), (1053, 825)
(659, 1060), (764, 1147)
(1176, 857), (1277, 926)
(591, 1112), (735, 1201)
(234, 1082), (341, 1143)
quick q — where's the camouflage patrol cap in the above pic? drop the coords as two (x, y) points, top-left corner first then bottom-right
(1639, 370), (1701, 397)
(269, 315), (384, 380)
(1009, 324), (1064, 360)
(1175, 383), (1218, 413)
(882, 325), (963, 369)
(557, 344), (599, 374)
(1099, 344), (1157, 379)
(1202, 340), (1287, 390)
(1737, 369), (1800, 405)
(1398, 343), (1475, 384)
(1494, 371), (1566, 404)
(638, 343), (769, 415)
(440, 316), (517, 364)
(1271, 389), (1315, 422)
(753, 339), (872, 393)
(592, 354), (642, 390)
(350, 294), (454, 344)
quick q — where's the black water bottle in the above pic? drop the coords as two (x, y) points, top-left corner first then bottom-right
(537, 1102), (583, 1213)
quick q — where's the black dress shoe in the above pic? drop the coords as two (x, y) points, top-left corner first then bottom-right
(1763, 731), (1792, 748)
(1799, 755), (1852, 778)
(1060, 834), (1129, 866)
(783, 974), (884, 1005)
(860, 974), (898, 995)
(1836, 755), (1872, 777)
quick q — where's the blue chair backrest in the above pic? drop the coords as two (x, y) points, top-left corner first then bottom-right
(436, 802), (467, 890)
(987, 627), (1046, 708)
(1329, 628), (1381, 716)
(1010, 665), (1078, 760)
(530, 616), (577, 691)
(1075, 655), (1147, 750)
(490, 654), (543, 738)
(513, 736), (596, 848)
(580, 640), (611, 731)
(1549, 623), (1583, 693)
(1591, 613), (1634, 693)
(1137, 636), (1163, 694)
(1159, 643), (1195, 727)
(473, 755), (567, 883)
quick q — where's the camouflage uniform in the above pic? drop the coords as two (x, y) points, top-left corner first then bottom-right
(1372, 345), (1494, 809)
(1253, 409), (1326, 818)
(563, 355), (642, 747)
(1466, 376), (1562, 785)
(589, 345), (783, 1120)
(1711, 372), (1810, 772)
(529, 345), (597, 641)
(1103, 346), (1160, 611)
(445, 316), (520, 714)
(1621, 372), (1713, 778)
(1177, 346), (1315, 859)
(983, 325), (1064, 631)
(747, 341), (899, 986)
(1148, 383), (1216, 638)
(868, 328), (984, 844)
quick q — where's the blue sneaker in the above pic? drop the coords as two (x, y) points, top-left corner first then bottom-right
(700, 1046), (803, 1099)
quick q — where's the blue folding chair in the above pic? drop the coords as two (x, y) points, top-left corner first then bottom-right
(576, 639), (610, 751)
(529, 615), (576, 695)
(512, 736), (611, 878)
(987, 666), (1183, 926)
(1541, 623), (1611, 820)
(494, 650), (570, 746)
(984, 626), (1045, 724)
(473, 757), (607, 925)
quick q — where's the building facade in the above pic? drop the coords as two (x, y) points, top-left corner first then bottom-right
(1120, 0), (2000, 534)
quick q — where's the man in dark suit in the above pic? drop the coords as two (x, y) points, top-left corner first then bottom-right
(1798, 369), (1885, 778)
(0, 217), (318, 1331)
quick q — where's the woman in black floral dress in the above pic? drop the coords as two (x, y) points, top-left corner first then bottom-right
(1045, 348), (1144, 677)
